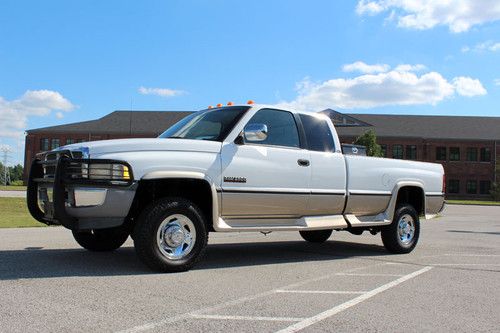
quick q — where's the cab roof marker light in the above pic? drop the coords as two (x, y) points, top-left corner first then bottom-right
(227, 102), (233, 106)
(216, 103), (223, 107)
(247, 100), (254, 105)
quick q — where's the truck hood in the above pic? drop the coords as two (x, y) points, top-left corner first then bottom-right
(60, 138), (222, 156)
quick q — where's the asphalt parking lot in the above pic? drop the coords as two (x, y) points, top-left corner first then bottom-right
(0, 204), (499, 332)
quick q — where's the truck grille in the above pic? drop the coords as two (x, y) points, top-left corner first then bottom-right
(40, 150), (84, 179)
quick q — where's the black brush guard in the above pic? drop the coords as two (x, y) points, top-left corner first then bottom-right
(27, 156), (134, 229)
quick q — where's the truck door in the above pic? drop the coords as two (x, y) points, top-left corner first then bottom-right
(220, 108), (311, 218)
(299, 114), (347, 215)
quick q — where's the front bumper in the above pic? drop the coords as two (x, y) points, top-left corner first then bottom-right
(27, 156), (137, 231)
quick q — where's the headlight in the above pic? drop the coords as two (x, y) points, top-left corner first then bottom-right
(88, 163), (131, 180)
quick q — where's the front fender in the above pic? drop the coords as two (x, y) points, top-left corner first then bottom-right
(139, 171), (220, 229)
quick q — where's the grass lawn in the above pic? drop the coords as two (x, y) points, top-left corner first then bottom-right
(0, 185), (27, 191)
(0, 197), (44, 228)
(446, 200), (500, 206)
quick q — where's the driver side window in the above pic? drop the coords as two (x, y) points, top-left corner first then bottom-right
(246, 109), (300, 148)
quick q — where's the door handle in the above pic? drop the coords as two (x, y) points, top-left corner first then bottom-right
(297, 159), (310, 167)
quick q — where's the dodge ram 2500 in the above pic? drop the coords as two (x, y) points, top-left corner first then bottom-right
(27, 104), (445, 272)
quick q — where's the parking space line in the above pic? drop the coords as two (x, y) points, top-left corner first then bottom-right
(275, 290), (366, 294)
(115, 262), (388, 333)
(190, 314), (305, 322)
(423, 263), (500, 266)
(336, 273), (404, 277)
(275, 266), (433, 333)
(442, 254), (500, 257)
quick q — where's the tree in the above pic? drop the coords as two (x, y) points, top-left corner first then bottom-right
(9, 164), (24, 182)
(354, 130), (384, 157)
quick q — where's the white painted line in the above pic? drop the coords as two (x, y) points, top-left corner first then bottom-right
(115, 262), (388, 333)
(191, 314), (304, 322)
(425, 263), (500, 266)
(276, 290), (366, 295)
(275, 266), (433, 333)
(336, 273), (404, 277)
(443, 254), (500, 257)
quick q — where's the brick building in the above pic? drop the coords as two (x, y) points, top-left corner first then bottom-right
(25, 109), (500, 199)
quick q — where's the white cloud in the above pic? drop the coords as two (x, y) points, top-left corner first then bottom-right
(452, 77), (488, 96)
(138, 86), (185, 97)
(394, 64), (426, 72)
(462, 40), (500, 53)
(452, 77), (487, 96)
(0, 90), (74, 140)
(342, 61), (390, 74)
(276, 63), (486, 111)
(356, 0), (500, 33)
(55, 112), (64, 119)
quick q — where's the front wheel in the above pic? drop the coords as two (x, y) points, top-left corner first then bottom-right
(72, 226), (129, 252)
(381, 205), (420, 254)
(133, 197), (208, 272)
(299, 229), (333, 243)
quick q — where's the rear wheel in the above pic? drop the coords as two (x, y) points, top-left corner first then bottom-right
(72, 226), (129, 252)
(133, 197), (208, 272)
(381, 205), (420, 254)
(299, 229), (333, 243)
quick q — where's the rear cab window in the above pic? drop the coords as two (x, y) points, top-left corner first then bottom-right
(299, 114), (335, 153)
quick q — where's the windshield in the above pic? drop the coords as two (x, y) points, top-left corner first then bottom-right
(159, 106), (250, 141)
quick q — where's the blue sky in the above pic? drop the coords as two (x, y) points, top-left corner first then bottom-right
(1, 0), (500, 164)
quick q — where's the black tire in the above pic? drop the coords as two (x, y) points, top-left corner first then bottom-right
(381, 205), (420, 254)
(133, 197), (208, 273)
(299, 229), (333, 243)
(72, 226), (129, 252)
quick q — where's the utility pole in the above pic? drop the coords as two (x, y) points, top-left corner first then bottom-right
(0, 146), (12, 186)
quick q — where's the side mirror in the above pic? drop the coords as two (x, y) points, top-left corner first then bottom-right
(243, 123), (268, 142)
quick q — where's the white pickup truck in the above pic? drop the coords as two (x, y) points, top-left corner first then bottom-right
(27, 104), (445, 272)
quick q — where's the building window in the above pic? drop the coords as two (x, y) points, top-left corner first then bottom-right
(392, 145), (403, 159)
(51, 138), (60, 149)
(436, 147), (446, 161)
(479, 181), (491, 195)
(66, 138), (75, 145)
(405, 145), (417, 160)
(449, 147), (460, 161)
(466, 147), (477, 161)
(40, 138), (49, 151)
(380, 144), (387, 157)
(466, 180), (477, 194)
(448, 179), (460, 194)
(480, 147), (491, 162)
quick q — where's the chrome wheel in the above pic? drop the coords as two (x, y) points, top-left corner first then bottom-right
(398, 214), (415, 245)
(156, 214), (196, 260)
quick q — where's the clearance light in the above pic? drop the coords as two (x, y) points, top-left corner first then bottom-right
(216, 103), (223, 107)
(247, 100), (254, 105)
(208, 105), (213, 109)
(227, 102), (233, 106)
